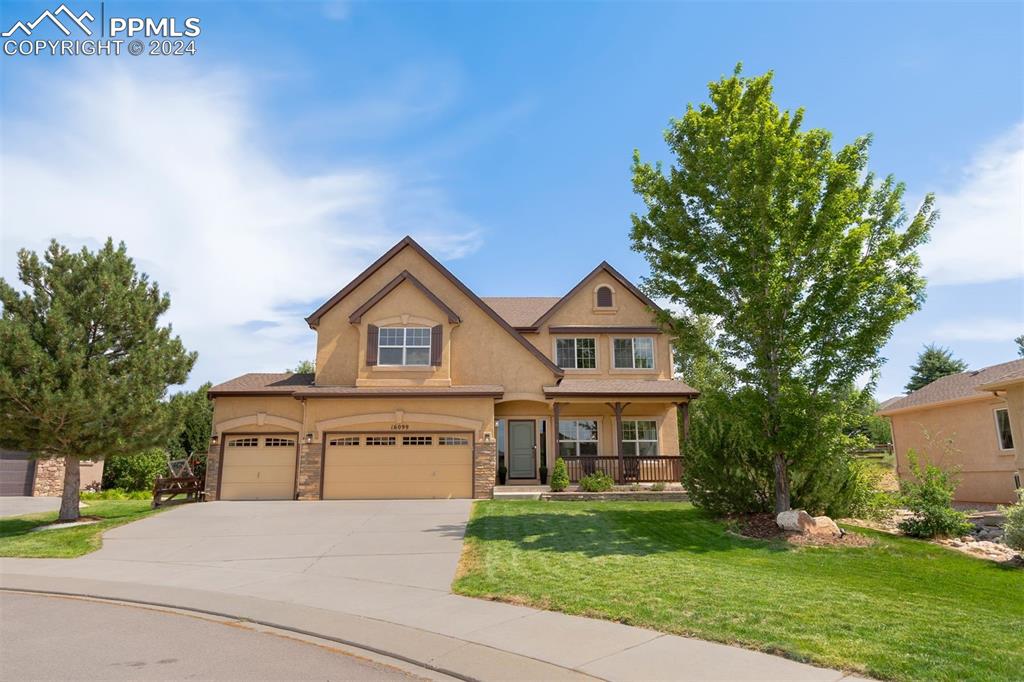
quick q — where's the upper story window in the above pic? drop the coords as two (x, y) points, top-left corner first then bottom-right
(613, 337), (655, 369)
(995, 408), (1015, 451)
(596, 286), (614, 307)
(378, 327), (431, 366)
(556, 337), (596, 369)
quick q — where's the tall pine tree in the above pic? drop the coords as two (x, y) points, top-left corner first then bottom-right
(0, 240), (195, 520)
(905, 344), (968, 393)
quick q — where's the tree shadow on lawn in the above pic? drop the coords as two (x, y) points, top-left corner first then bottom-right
(463, 505), (788, 558)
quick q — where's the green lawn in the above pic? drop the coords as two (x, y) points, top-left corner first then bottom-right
(453, 501), (1023, 682)
(0, 500), (159, 558)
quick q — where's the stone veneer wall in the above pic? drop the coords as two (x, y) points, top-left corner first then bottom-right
(474, 439), (497, 499)
(32, 458), (64, 496)
(297, 442), (323, 500)
(204, 446), (221, 500)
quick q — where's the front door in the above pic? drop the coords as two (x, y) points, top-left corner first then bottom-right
(508, 420), (536, 479)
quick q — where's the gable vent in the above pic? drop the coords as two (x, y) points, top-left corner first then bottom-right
(596, 286), (613, 307)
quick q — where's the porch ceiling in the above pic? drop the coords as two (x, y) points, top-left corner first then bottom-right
(543, 379), (699, 399)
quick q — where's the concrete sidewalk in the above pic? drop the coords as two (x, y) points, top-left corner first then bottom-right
(1, 501), (865, 681)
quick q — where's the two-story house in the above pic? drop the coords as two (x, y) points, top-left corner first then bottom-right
(204, 236), (698, 501)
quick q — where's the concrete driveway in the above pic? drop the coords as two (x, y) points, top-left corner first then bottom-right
(0, 496), (60, 517)
(92, 500), (472, 592)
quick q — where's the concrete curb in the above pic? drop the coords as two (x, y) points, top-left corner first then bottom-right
(0, 574), (596, 682)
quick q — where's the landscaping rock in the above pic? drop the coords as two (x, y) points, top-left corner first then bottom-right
(808, 516), (843, 539)
(776, 509), (814, 532)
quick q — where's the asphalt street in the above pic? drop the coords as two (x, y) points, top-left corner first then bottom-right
(0, 592), (432, 681)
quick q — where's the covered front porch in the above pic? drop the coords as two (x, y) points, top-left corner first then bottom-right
(493, 380), (696, 486)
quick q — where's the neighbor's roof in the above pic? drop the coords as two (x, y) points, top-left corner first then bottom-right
(481, 297), (560, 328)
(543, 379), (698, 398)
(208, 373), (314, 397)
(977, 364), (1024, 392)
(877, 395), (905, 412)
(877, 359), (1024, 415)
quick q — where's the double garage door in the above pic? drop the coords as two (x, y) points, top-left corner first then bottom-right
(323, 432), (472, 500)
(219, 432), (472, 500)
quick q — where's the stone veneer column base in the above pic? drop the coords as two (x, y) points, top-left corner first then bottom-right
(297, 442), (323, 500)
(474, 440), (497, 499)
(203, 446), (220, 500)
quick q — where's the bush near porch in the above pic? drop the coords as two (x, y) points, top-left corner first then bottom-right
(453, 500), (1023, 682)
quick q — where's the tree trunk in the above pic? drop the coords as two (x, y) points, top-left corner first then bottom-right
(773, 453), (790, 513)
(58, 457), (80, 522)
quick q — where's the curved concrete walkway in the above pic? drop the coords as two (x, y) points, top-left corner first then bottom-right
(0, 501), (865, 681)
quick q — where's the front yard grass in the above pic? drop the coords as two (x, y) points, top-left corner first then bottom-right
(0, 500), (158, 558)
(452, 500), (1023, 682)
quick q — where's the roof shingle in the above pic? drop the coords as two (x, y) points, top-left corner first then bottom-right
(481, 297), (560, 328)
(877, 359), (1024, 414)
(208, 373), (314, 396)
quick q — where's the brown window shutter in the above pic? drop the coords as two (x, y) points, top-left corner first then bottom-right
(596, 286), (613, 307)
(430, 325), (443, 366)
(366, 324), (379, 366)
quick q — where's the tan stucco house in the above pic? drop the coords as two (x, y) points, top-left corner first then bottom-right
(203, 237), (697, 501)
(878, 359), (1024, 505)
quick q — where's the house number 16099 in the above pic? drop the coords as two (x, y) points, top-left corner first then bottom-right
(389, 424), (410, 431)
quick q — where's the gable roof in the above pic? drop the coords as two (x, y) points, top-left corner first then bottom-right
(877, 359), (1024, 415)
(305, 236), (563, 377)
(481, 297), (560, 328)
(528, 261), (668, 330)
(978, 364), (1024, 392)
(348, 270), (461, 324)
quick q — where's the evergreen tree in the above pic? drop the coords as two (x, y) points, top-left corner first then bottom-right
(0, 240), (195, 520)
(905, 344), (968, 393)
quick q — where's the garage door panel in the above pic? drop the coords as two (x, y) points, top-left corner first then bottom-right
(323, 433), (471, 500)
(220, 436), (297, 501)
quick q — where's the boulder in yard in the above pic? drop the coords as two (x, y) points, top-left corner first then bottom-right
(776, 509), (814, 532)
(807, 516), (843, 539)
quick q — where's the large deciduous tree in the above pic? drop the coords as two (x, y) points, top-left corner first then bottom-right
(632, 67), (935, 513)
(0, 240), (195, 521)
(904, 344), (968, 393)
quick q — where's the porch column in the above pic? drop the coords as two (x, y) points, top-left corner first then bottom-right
(552, 402), (561, 464)
(680, 401), (690, 450)
(611, 402), (625, 484)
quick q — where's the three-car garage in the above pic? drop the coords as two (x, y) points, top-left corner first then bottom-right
(217, 432), (473, 501)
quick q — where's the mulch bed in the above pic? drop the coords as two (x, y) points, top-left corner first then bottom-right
(728, 512), (874, 547)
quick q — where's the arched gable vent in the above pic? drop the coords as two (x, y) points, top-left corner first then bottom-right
(596, 286), (614, 307)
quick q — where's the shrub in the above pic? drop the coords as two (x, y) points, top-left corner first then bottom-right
(579, 471), (614, 492)
(81, 488), (152, 501)
(999, 489), (1024, 551)
(840, 460), (897, 521)
(101, 448), (168, 492)
(897, 452), (972, 538)
(650, 482), (667, 492)
(549, 458), (569, 492)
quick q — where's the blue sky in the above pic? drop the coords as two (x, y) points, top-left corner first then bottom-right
(1, 0), (1021, 399)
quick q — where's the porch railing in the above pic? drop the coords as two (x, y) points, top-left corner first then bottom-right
(559, 456), (682, 484)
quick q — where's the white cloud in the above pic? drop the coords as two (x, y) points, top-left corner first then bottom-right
(920, 122), (1024, 285)
(0, 64), (481, 390)
(930, 317), (1023, 343)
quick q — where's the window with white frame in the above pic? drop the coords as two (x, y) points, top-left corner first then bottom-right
(329, 436), (360, 446)
(613, 337), (655, 369)
(556, 338), (596, 369)
(558, 419), (598, 457)
(995, 408), (1015, 450)
(366, 436), (396, 446)
(227, 437), (258, 447)
(264, 437), (296, 447)
(378, 327), (431, 366)
(439, 436), (469, 446)
(622, 420), (658, 456)
(402, 435), (433, 446)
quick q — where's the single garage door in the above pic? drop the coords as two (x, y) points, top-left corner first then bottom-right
(1, 449), (35, 496)
(323, 433), (472, 500)
(220, 435), (298, 501)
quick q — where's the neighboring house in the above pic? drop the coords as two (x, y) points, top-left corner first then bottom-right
(204, 236), (697, 501)
(877, 359), (1024, 505)
(0, 450), (104, 497)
